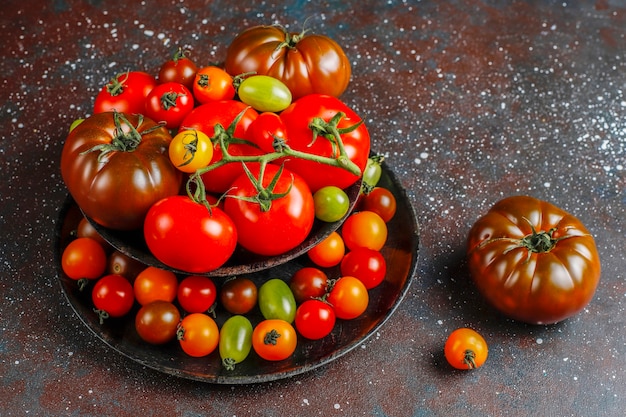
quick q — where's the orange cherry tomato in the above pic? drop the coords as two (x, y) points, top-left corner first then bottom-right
(307, 231), (345, 267)
(252, 319), (297, 361)
(326, 276), (369, 320)
(177, 313), (219, 357)
(341, 210), (387, 251)
(61, 237), (107, 280)
(133, 266), (178, 306)
(444, 328), (488, 370)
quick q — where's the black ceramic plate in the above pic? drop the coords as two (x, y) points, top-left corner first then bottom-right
(84, 177), (362, 278)
(55, 163), (419, 384)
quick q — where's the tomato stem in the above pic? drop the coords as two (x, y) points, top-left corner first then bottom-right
(463, 349), (477, 369)
(185, 108), (362, 210)
(263, 329), (281, 345)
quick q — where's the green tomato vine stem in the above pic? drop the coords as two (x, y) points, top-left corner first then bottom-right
(185, 108), (362, 209)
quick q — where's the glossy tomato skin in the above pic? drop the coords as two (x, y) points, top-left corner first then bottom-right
(295, 299), (336, 340)
(290, 267), (328, 304)
(258, 279), (297, 323)
(225, 25), (351, 100)
(224, 164), (315, 256)
(135, 300), (181, 345)
(246, 111), (288, 154)
(158, 50), (198, 90)
(177, 275), (217, 314)
(94, 71), (157, 114)
(92, 274), (135, 318)
(340, 247), (387, 289)
(61, 237), (107, 280)
(252, 319), (297, 361)
(179, 100), (260, 193)
(143, 195), (238, 274)
(219, 315), (253, 370)
(444, 328), (488, 370)
(220, 277), (257, 315)
(279, 94), (370, 192)
(60, 112), (182, 230)
(467, 195), (602, 325)
(144, 82), (194, 129)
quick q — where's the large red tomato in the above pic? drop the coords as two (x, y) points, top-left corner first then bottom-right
(467, 195), (601, 325)
(279, 94), (370, 192)
(143, 195), (238, 273)
(224, 164), (315, 256)
(60, 112), (182, 230)
(224, 25), (351, 100)
(179, 100), (260, 193)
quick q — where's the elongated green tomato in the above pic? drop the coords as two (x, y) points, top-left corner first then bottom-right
(361, 155), (384, 193)
(258, 278), (297, 323)
(238, 75), (292, 112)
(219, 315), (253, 371)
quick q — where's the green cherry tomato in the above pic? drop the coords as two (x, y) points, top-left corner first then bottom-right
(237, 75), (292, 112)
(219, 315), (253, 371)
(361, 155), (384, 193)
(69, 118), (84, 132)
(258, 278), (297, 323)
(313, 186), (350, 222)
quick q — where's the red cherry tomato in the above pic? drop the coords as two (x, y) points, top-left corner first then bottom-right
(158, 48), (198, 90)
(93, 71), (156, 114)
(144, 82), (194, 129)
(177, 275), (217, 314)
(289, 267), (328, 304)
(340, 247), (387, 289)
(295, 299), (336, 340)
(92, 274), (135, 319)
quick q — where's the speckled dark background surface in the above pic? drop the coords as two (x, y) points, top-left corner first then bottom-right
(1, 0), (625, 416)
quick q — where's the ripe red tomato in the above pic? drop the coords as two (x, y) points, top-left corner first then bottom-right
(278, 94), (370, 192)
(340, 247), (387, 289)
(177, 275), (217, 314)
(467, 195), (602, 324)
(246, 111), (288, 154)
(143, 195), (238, 273)
(192, 66), (236, 104)
(179, 100), (260, 193)
(61, 237), (107, 280)
(224, 25), (351, 99)
(307, 231), (345, 268)
(60, 112), (182, 230)
(252, 319), (297, 361)
(358, 187), (397, 223)
(220, 277), (258, 315)
(93, 71), (156, 114)
(289, 267), (328, 304)
(444, 328), (488, 370)
(224, 164), (315, 256)
(178, 313), (219, 357)
(341, 211), (388, 251)
(295, 299), (336, 340)
(158, 48), (198, 90)
(135, 300), (181, 345)
(144, 82), (194, 129)
(92, 274), (135, 319)
(326, 276), (369, 320)
(133, 266), (178, 306)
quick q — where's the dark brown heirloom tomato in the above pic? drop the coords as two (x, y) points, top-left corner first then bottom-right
(60, 112), (182, 230)
(224, 25), (351, 100)
(467, 196), (601, 325)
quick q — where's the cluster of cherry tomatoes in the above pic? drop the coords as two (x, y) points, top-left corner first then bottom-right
(60, 172), (398, 367)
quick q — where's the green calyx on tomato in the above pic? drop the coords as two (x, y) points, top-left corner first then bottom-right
(185, 106), (361, 210)
(104, 71), (132, 96)
(80, 112), (161, 162)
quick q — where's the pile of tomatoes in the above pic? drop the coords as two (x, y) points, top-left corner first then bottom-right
(58, 25), (408, 368)
(60, 24), (368, 274)
(60, 172), (397, 367)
